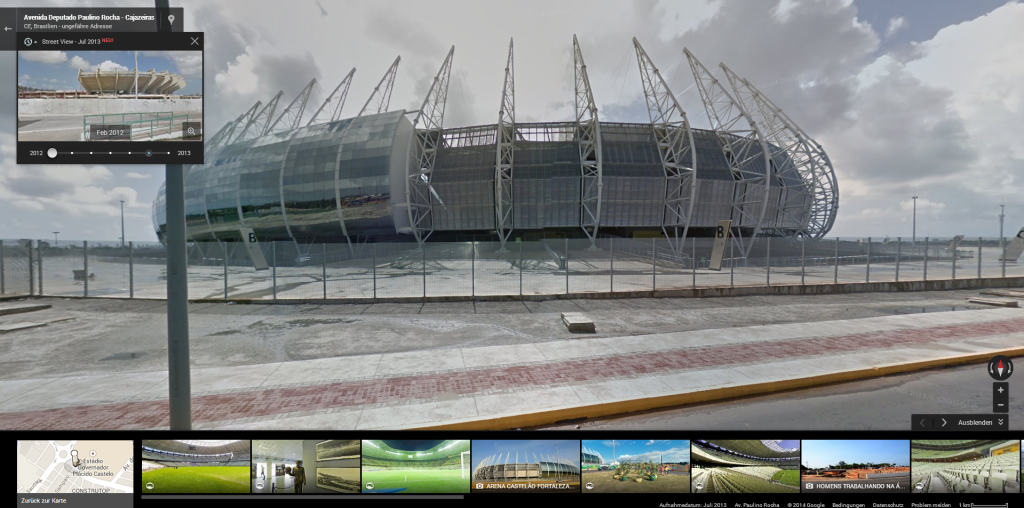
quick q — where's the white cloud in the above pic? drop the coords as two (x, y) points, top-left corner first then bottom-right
(20, 51), (67, 65)
(95, 60), (130, 72)
(69, 55), (92, 70)
(886, 16), (907, 37)
(214, 49), (259, 95)
(142, 51), (204, 78)
(125, 172), (152, 179)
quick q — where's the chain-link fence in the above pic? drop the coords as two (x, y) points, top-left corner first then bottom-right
(1, 235), (1020, 301)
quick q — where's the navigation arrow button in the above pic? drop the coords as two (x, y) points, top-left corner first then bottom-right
(941, 418), (947, 427)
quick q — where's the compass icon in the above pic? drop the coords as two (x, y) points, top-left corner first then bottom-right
(988, 355), (1013, 381)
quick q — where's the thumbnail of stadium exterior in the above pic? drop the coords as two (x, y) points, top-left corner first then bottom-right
(154, 37), (838, 257)
(473, 452), (581, 481)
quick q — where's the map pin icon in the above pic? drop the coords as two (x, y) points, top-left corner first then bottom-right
(167, 14), (175, 25)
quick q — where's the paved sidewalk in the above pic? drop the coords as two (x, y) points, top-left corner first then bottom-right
(0, 308), (1020, 430)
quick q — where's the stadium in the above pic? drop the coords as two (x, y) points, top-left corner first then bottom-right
(77, 68), (186, 95)
(911, 440), (1021, 494)
(691, 440), (800, 494)
(361, 440), (470, 493)
(140, 439), (251, 493)
(153, 37), (837, 260)
(582, 445), (605, 469)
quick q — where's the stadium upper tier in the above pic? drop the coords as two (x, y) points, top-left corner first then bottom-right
(78, 68), (185, 95)
(141, 440), (251, 461)
(911, 440), (1019, 461)
(692, 441), (799, 467)
(153, 38), (838, 249)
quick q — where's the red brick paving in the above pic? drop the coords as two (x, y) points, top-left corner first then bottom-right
(1, 317), (1021, 430)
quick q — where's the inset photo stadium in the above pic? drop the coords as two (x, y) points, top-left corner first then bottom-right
(141, 440), (251, 493)
(691, 440), (800, 494)
(801, 440), (910, 493)
(581, 440), (690, 493)
(471, 440), (581, 493)
(251, 440), (359, 494)
(361, 440), (470, 493)
(910, 440), (1020, 494)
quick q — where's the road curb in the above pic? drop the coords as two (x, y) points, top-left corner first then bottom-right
(405, 348), (1024, 430)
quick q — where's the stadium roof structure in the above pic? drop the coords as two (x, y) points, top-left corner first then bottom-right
(155, 36), (838, 258)
(141, 439), (251, 459)
(361, 440), (469, 460)
(705, 440), (800, 458)
(911, 440), (1019, 462)
(78, 68), (185, 95)
(252, 440), (304, 462)
(692, 440), (799, 467)
(581, 445), (604, 466)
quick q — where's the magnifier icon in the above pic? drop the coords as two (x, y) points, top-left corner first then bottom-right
(187, 127), (195, 135)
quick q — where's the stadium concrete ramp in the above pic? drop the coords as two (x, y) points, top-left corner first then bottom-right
(0, 307), (1020, 430)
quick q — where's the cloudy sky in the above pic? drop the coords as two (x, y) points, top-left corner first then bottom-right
(0, 0), (1021, 242)
(583, 439), (690, 464)
(19, 50), (203, 94)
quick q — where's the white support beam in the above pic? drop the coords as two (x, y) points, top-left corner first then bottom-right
(722, 67), (839, 239)
(307, 67), (356, 126)
(216, 100), (261, 151)
(633, 37), (698, 253)
(359, 56), (401, 116)
(573, 35), (603, 248)
(234, 91), (283, 143)
(404, 46), (455, 246)
(684, 48), (772, 258)
(269, 78), (317, 133)
(495, 38), (516, 251)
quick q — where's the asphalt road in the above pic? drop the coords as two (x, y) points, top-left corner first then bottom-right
(538, 362), (1020, 430)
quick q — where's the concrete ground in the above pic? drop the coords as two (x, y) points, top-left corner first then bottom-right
(18, 111), (200, 141)
(0, 287), (1020, 430)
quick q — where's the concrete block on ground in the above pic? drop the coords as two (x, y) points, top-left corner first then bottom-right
(561, 312), (595, 333)
(0, 303), (52, 317)
(0, 322), (48, 334)
(980, 290), (1024, 299)
(966, 297), (1019, 308)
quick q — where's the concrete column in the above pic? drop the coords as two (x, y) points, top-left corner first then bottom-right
(272, 242), (277, 300)
(924, 237), (929, 281)
(28, 242), (34, 296)
(609, 237), (613, 293)
(323, 243), (327, 300)
(834, 238), (839, 284)
(0, 239), (5, 294)
(37, 241), (43, 295)
(895, 238), (901, 282)
(866, 237), (871, 283)
(977, 237), (982, 279)
(372, 243), (377, 299)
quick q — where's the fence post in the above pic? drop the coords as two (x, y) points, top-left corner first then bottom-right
(37, 240), (43, 295)
(565, 237), (569, 295)
(692, 237), (697, 290)
(323, 243), (327, 300)
(1002, 237), (1007, 278)
(519, 240), (523, 297)
(834, 238), (839, 284)
(952, 239), (957, 280)
(129, 241), (135, 298)
(651, 237), (656, 292)
(866, 237), (871, 283)
(730, 237), (734, 288)
(895, 237), (901, 282)
(923, 237), (929, 281)
(83, 240), (88, 297)
(609, 237), (613, 293)
(372, 243), (377, 299)
(766, 237), (770, 289)
(422, 245), (426, 298)
(28, 242), (34, 296)
(0, 239), (5, 294)
(272, 241), (277, 300)
(471, 241), (475, 297)
(977, 237), (982, 279)
(800, 238), (805, 285)
(223, 242), (228, 299)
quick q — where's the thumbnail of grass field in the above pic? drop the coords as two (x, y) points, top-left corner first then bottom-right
(141, 467), (250, 493)
(362, 469), (469, 493)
